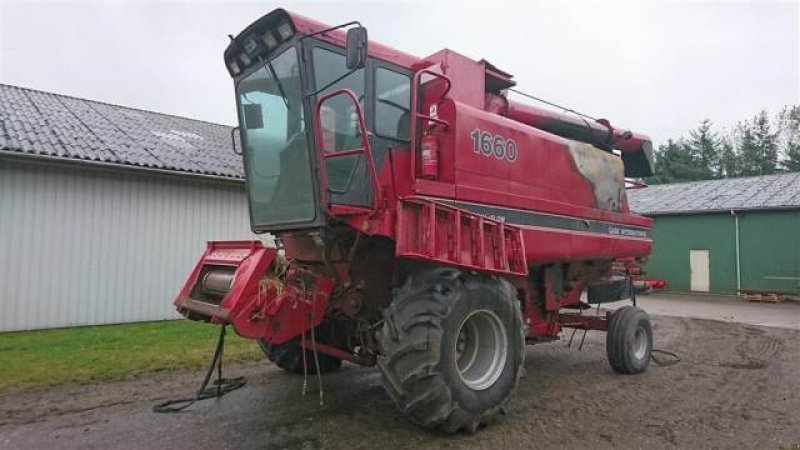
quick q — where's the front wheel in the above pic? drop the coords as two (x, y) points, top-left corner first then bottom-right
(258, 340), (342, 374)
(606, 306), (652, 374)
(376, 268), (525, 433)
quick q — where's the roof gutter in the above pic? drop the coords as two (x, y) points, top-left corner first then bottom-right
(0, 150), (245, 185)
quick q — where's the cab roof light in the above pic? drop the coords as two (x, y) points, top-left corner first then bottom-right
(243, 36), (260, 56)
(261, 31), (279, 51)
(238, 52), (252, 66)
(228, 60), (241, 75)
(276, 21), (293, 41)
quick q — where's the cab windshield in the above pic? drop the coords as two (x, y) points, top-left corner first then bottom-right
(237, 47), (315, 228)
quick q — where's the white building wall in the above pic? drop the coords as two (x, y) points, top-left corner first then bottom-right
(0, 160), (257, 331)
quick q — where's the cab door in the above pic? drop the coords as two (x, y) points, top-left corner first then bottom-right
(308, 43), (373, 209)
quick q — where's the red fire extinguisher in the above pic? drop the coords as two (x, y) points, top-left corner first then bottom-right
(420, 134), (439, 179)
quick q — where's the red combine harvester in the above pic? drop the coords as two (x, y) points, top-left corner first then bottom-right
(174, 9), (656, 432)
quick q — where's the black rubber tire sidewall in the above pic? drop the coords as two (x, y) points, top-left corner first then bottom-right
(607, 306), (652, 374)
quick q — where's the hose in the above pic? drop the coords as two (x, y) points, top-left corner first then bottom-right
(651, 349), (681, 367)
(153, 326), (246, 413)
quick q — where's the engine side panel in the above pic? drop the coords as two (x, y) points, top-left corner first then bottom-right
(430, 99), (652, 264)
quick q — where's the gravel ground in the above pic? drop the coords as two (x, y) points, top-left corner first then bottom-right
(2, 300), (799, 449)
(616, 292), (800, 330)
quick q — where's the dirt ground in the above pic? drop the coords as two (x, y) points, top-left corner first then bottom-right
(617, 292), (800, 331)
(1, 304), (799, 449)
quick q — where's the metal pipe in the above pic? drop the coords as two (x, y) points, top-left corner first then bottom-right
(299, 340), (376, 366)
(731, 210), (741, 292)
(505, 100), (655, 177)
(506, 100), (652, 154)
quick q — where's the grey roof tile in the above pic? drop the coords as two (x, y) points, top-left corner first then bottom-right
(0, 84), (243, 179)
(629, 173), (800, 214)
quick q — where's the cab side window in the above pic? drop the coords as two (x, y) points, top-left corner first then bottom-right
(312, 47), (366, 98)
(312, 47), (366, 153)
(375, 68), (411, 141)
(312, 47), (368, 194)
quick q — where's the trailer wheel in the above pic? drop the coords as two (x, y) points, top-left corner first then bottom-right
(258, 340), (342, 374)
(606, 306), (652, 374)
(377, 268), (525, 433)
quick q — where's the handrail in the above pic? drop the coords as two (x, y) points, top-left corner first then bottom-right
(313, 88), (381, 217)
(230, 127), (242, 155)
(410, 68), (452, 182)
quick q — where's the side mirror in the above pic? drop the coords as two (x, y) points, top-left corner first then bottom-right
(345, 27), (368, 70)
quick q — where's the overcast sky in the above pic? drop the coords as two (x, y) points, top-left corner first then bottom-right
(1, 0), (798, 144)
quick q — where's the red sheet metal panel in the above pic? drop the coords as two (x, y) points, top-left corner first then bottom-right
(397, 198), (528, 277)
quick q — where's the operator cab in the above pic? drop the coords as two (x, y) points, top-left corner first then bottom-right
(225, 10), (412, 233)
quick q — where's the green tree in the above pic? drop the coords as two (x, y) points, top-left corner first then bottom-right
(719, 135), (741, 178)
(687, 119), (720, 179)
(646, 139), (708, 184)
(778, 105), (800, 172)
(649, 107), (799, 184)
(753, 110), (779, 175)
(736, 121), (758, 176)
(736, 111), (778, 176)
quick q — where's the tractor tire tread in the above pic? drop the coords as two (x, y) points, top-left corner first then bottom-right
(606, 306), (652, 374)
(377, 268), (525, 433)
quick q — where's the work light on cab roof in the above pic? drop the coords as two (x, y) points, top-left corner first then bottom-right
(175, 7), (657, 434)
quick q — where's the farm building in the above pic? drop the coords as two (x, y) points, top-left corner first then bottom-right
(628, 174), (800, 295)
(0, 84), (251, 332)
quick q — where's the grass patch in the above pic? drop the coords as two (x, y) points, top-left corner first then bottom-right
(0, 320), (264, 392)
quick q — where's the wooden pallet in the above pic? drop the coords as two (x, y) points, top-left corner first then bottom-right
(739, 293), (784, 303)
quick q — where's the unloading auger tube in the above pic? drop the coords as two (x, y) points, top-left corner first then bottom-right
(168, 8), (666, 433)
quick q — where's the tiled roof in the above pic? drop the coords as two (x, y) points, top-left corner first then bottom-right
(0, 84), (243, 179)
(628, 173), (800, 215)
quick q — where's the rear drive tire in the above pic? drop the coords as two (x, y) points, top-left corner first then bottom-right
(258, 340), (342, 374)
(377, 268), (525, 433)
(606, 306), (652, 374)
